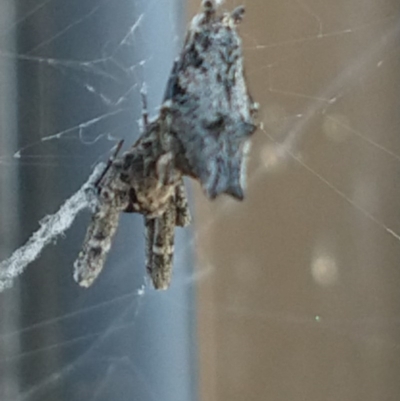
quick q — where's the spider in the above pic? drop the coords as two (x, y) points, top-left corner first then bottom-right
(73, 0), (258, 290)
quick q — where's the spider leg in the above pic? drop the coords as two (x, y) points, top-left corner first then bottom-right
(163, 59), (179, 102)
(94, 139), (124, 189)
(202, 0), (216, 18)
(145, 200), (176, 290)
(174, 179), (191, 227)
(74, 164), (129, 287)
(74, 203), (121, 287)
(144, 216), (155, 276)
(140, 84), (149, 129)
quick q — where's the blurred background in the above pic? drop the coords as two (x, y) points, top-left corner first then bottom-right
(1, 0), (400, 400)
(192, 0), (400, 400)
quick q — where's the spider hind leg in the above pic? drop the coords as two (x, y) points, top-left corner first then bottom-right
(145, 200), (176, 290)
(175, 179), (191, 227)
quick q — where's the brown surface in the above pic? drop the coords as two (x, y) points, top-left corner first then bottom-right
(190, 1), (400, 400)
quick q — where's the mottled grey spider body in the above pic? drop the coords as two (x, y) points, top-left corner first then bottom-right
(165, 3), (258, 199)
(74, 0), (257, 290)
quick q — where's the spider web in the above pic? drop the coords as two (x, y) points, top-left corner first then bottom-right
(0, 1), (196, 400)
(1, 0), (400, 400)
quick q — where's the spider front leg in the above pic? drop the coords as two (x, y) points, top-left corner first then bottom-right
(94, 139), (124, 189)
(145, 200), (176, 290)
(74, 164), (130, 287)
(74, 203), (121, 287)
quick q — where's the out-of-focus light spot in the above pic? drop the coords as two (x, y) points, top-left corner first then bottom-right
(315, 315), (321, 322)
(260, 144), (287, 172)
(322, 113), (350, 143)
(311, 254), (338, 286)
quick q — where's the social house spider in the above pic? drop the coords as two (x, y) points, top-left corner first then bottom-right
(73, 0), (258, 290)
